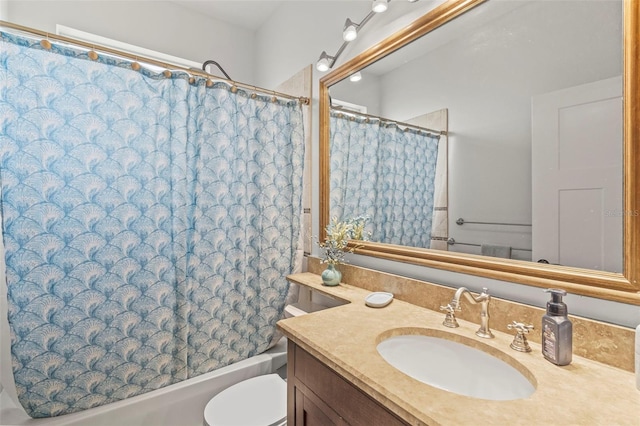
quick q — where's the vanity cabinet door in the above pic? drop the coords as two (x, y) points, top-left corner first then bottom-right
(295, 388), (345, 426)
(288, 341), (408, 426)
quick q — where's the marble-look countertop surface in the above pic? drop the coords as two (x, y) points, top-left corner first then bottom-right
(277, 273), (639, 426)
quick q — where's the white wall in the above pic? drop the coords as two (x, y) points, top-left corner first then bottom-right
(0, 0), (8, 21)
(254, 1), (372, 89)
(4, 0), (256, 84)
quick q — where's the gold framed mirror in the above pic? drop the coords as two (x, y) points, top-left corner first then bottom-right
(319, 0), (639, 304)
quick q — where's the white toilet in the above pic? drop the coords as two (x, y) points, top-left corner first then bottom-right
(203, 302), (322, 426)
(203, 328), (289, 426)
(203, 373), (287, 426)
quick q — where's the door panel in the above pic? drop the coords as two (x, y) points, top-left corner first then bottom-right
(532, 76), (622, 271)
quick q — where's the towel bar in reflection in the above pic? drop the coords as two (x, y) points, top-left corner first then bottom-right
(456, 218), (532, 227)
(447, 238), (532, 252)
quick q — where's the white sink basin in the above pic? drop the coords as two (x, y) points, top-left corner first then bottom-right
(377, 333), (535, 401)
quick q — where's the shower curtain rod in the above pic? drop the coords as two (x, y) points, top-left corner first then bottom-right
(0, 20), (310, 105)
(330, 106), (447, 137)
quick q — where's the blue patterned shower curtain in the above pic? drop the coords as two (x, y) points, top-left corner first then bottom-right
(330, 111), (439, 247)
(0, 32), (303, 418)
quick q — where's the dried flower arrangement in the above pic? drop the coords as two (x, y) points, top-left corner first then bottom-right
(317, 216), (370, 266)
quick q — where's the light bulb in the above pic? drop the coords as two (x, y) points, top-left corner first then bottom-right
(316, 51), (332, 72)
(343, 18), (358, 42)
(372, 0), (389, 13)
(316, 58), (329, 72)
(349, 72), (362, 82)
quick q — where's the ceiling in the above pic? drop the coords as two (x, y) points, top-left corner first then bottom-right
(173, 1), (380, 32)
(174, 1), (285, 31)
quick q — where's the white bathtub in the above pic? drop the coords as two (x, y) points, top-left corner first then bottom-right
(0, 338), (288, 426)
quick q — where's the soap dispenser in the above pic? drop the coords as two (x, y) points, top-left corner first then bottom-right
(541, 288), (572, 366)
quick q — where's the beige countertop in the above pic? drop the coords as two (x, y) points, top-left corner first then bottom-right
(277, 273), (640, 426)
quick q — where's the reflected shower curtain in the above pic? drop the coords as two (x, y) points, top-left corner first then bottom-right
(330, 111), (439, 247)
(0, 32), (303, 418)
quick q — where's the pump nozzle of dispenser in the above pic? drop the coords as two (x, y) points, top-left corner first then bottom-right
(544, 288), (567, 316)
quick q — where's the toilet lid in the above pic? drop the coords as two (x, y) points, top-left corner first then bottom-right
(204, 374), (287, 426)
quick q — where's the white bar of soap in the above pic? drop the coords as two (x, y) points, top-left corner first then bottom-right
(365, 292), (394, 308)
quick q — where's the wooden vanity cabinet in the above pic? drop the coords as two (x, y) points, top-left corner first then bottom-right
(287, 340), (409, 426)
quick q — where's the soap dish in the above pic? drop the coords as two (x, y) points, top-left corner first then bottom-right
(365, 292), (394, 308)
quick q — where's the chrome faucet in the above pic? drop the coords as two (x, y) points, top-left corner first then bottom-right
(440, 287), (494, 338)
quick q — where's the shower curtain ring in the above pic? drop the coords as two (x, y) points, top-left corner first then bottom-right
(40, 33), (52, 50)
(88, 45), (98, 61)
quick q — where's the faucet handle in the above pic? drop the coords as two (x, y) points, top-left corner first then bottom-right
(440, 304), (459, 328)
(507, 321), (534, 352)
(440, 303), (454, 313)
(508, 321), (534, 334)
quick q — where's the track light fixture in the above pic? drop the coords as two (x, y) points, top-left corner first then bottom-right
(316, 10), (374, 73)
(343, 18), (359, 42)
(372, 0), (389, 13)
(316, 0), (420, 73)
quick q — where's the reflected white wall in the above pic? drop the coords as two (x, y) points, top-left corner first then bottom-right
(376, 1), (621, 261)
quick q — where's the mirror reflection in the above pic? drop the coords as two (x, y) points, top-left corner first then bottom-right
(327, 0), (623, 272)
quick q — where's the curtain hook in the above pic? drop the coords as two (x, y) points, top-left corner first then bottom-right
(206, 79), (213, 87)
(163, 70), (172, 78)
(231, 84), (238, 93)
(271, 90), (277, 103)
(131, 56), (141, 71)
(251, 86), (257, 99)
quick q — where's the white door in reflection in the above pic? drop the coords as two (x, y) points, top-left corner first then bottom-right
(532, 76), (623, 272)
